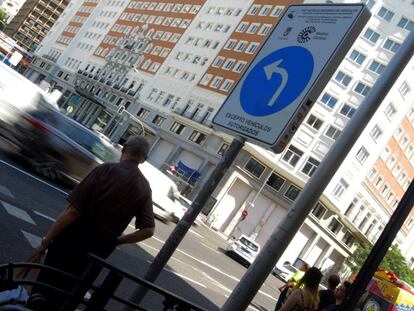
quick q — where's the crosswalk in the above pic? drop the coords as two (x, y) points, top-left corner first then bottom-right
(0, 184), (52, 258)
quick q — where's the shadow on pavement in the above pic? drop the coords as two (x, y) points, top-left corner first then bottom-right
(103, 243), (220, 311)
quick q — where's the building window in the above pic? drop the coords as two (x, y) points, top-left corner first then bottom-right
(212, 56), (225, 68)
(217, 143), (229, 156)
(354, 82), (371, 96)
(328, 218), (343, 234)
(188, 130), (207, 145)
(356, 147), (369, 164)
(170, 122), (185, 134)
(137, 108), (150, 119)
(397, 17), (414, 31)
(306, 114), (323, 130)
(245, 158), (265, 178)
(385, 103), (397, 119)
(399, 82), (410, 97)
(152, 115), (166, 126)
(334, 71), (352, 87)
(302, 157), (320, 177)
(377, 6), (394, 21)
(200, 74), (213, 86)
(370, 125), (383, 141)
(383, 39), (401, 53)
(320, 93), (338, 108)
(266, 173), (285, 191)
(342, 231), (354, 246)
(325, 126), (342, 140)
(349, 50), (366, 65)
(312, 203), (326, 219)
(340, 104), (357, 118)
(368, 60), (386, 75)
(223, 58), (235, 70)
(284, 185), (301, 201)
(363, 28), (380, 43)
(210, 76), (223, 88)
(332, 178), (348, 198)
(220, 79), (234, 91)
(282, 145), (303, 167)
(233, 61), (247, 73)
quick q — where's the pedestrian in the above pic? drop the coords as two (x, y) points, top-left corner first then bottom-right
(279, 267), (323, 311)
(27, 136), (155, 310)
(275, 262), (309, 311)
(318, 274), (340, 311)
(324, 281), (351, 311)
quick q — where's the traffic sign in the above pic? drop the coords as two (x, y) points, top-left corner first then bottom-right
(213, 4), (370, 153)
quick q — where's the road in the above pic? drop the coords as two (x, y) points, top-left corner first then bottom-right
(0, 155), (284, 310)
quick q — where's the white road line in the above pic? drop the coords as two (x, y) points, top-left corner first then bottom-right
(34, 210), (56, 222)
(189, 228), (205, 239)
(0, 160), (68, 195)
(201, 243), (221, 254)
(0, 185), (14, 199)
(145, 260), (206, 288)
(2, 201), (35, 225)
(21, 230), (42, 248)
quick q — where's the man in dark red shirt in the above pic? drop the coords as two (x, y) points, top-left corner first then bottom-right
(29, 136), (155, 310)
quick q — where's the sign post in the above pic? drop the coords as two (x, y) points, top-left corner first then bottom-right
(222, 19), (414, 311)
(128, 4), (371, 309)
(213, 4), (370, 152)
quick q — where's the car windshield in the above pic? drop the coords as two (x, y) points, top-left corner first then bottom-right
(286, 266), (297, 273)
(239, 237), (259, 252)
(175, 196), (191, 208)
(29, 100), (120, 162)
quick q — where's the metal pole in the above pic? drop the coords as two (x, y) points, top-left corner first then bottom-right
(125, 137), (245, 310)
(222, 29), (414, 311)
(338, 180), (414, 311)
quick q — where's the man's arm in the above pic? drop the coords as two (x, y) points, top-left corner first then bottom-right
(36, 204), (81, 253)
(117, 227), (154, 245)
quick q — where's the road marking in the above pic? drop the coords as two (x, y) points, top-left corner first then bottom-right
(201, 243), (221, 254)
(21, 230), (42, 248)
(0, 185), (14, 199)
(0, 160), (68, 195)
(2, 201), (35, 225)
(189, 228), (205, 239)
(145, 260), (206, 288)
(34, 210), (56, 222)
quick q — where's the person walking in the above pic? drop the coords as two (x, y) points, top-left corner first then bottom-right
(275, 262), (309, 311)
(28, 136), (155, 310)
(318, 274), (340, 311)
(324, 281), (351, 311)
(279, 267), (323, 311)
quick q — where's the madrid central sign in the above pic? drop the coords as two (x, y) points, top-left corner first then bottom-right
(213, 4), (370, 153)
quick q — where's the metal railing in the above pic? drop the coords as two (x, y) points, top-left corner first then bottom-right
(0, 254), (206, 311)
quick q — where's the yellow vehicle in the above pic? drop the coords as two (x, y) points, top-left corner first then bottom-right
(356, 270), (414, 311)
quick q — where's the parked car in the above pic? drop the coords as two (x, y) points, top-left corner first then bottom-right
(272, 262), (299, 282)
(0, 77), (121, 185)
(225, 235), (260, 267)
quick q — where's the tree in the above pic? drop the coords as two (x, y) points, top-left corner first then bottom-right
(0, 9), (7, 31)
(346, 243), (414, 286)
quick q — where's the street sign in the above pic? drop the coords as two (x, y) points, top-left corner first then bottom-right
(213, 4), (370, 153)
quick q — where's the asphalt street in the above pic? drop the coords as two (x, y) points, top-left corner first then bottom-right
(0, 155), (284, 310)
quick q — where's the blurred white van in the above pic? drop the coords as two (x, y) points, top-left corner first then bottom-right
(139, 162), (185, 223)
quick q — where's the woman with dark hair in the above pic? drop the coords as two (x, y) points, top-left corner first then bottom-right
(279, 267), (323, 311)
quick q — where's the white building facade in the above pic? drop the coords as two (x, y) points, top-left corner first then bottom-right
(26, 0), (414, 277)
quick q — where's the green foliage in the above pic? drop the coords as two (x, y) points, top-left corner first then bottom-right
(346, 243), (414, 287)
(0, 9), (7, 31)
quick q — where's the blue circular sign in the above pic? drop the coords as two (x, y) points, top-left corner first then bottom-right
(240, 46), (314, 117)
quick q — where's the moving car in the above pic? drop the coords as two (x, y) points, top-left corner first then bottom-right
(173, 194), (204, 226)
(272, 262), (299, 282)
(139, 162), (196, 224)
(0, 68), (121, 185)
(225, 235), (260, 267)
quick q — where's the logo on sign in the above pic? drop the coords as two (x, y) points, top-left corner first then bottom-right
(297, 26), (316, 43)
(240, 46), (314, 117)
